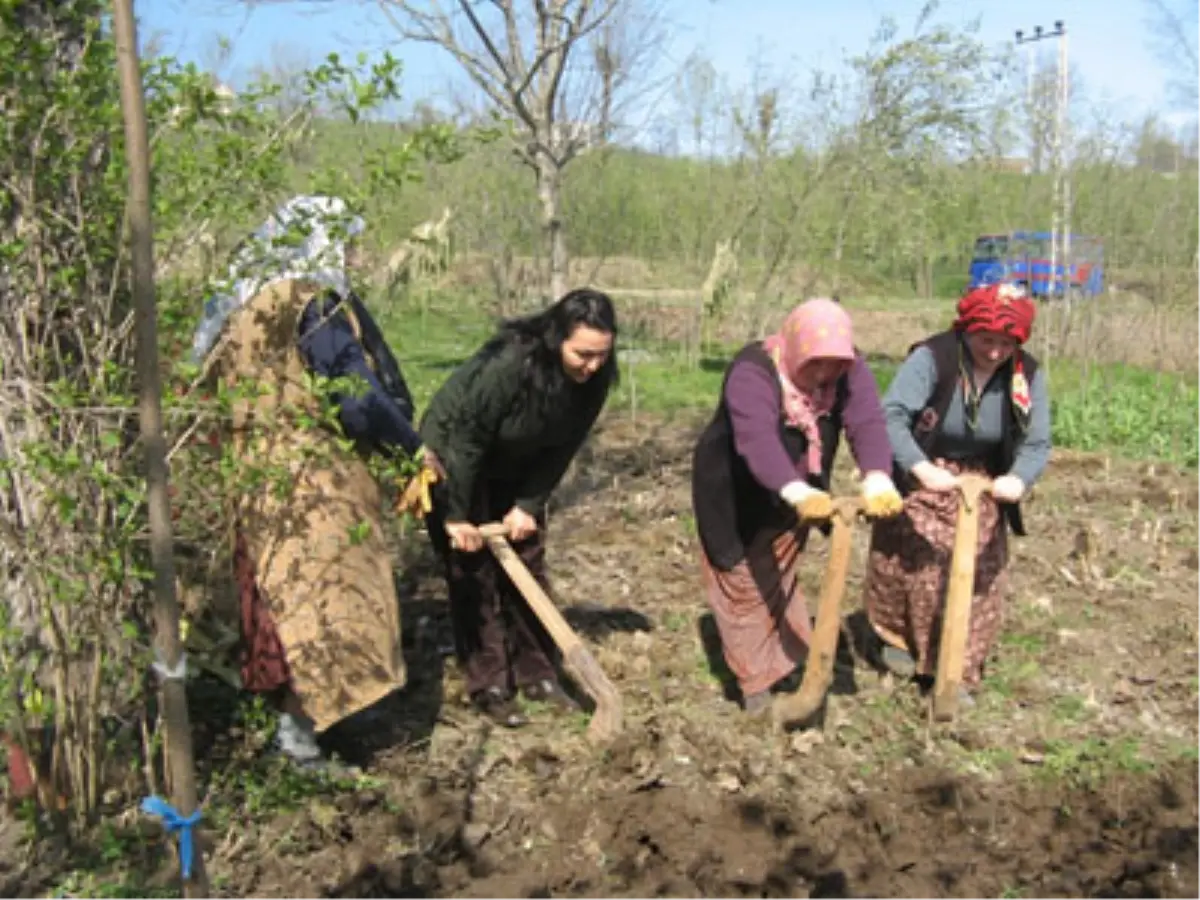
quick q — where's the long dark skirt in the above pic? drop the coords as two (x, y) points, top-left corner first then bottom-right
(425, 481), (559, 697)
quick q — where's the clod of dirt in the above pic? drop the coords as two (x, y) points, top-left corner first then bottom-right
(518, 747), (563, 781)
(630, 631), (653, 652)
(460, 822), (491, 850)
(715, 770), (741, 793)
(1030, 593), (1054, 612)
(310, 800), (340, 832)
(790, 731), (826, 754)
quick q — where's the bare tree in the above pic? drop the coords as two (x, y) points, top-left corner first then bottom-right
(1144, 0), (1199, 110)
(673, 49), (720, 158)
(248, 41), (314, 114)
(376, 0), (665, 299)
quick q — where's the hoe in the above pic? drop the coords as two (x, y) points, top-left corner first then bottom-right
(772, 474), (993, 730)
(931, 473), (993, 722)
(479, 523), (623, 743)
(773, 497), (863, 732)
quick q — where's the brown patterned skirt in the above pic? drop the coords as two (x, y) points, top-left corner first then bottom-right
(863, 466), (1009, 688)
(701, 528), (812, 697)
(234, 530), (292, 696)
(4, 732), (36, 801)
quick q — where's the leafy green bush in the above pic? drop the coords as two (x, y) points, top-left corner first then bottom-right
(0, 1), (460, 824)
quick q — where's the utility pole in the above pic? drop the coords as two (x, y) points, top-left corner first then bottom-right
(1015, 21), (1071, 304)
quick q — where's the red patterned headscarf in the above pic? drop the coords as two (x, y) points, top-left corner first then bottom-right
(953, 282), (1036, 344)
(953, 282), (1036, 425)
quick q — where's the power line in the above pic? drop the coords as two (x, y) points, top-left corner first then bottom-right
(1015, 21), (1071, 305)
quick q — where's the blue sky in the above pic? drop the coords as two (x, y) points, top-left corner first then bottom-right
(138, 0), (1194, 134)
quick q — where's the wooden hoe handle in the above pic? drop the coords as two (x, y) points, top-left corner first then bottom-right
(773, 498), (863, 731)
(478, 523), (581, 652)
(477, 522), (623, 742)
(931, 473), (993, 722)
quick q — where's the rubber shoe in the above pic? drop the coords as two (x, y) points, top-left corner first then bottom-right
(276, 711), (322, 764)
(881, 646), (917, 677)
(521, 678), (580, 713)
(471, 686), (527, 728)
(743, 691), (772, 716)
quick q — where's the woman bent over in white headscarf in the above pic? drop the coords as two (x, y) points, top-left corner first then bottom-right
(192, 195), (442, 768)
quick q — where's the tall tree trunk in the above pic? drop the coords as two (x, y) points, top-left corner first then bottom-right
(537, 158), (568, 300)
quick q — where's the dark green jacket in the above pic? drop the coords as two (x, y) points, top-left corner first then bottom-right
(419, 341), (605, 521)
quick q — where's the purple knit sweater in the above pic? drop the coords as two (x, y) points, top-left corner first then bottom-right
(724, 352), (893, 492)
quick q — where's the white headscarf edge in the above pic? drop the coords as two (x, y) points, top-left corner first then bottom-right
(190, 194), (365, 365)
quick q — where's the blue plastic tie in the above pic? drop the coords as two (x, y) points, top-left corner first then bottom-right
(141, 795), (202, 880)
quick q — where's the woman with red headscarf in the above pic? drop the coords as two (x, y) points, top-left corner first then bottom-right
(862, 282), (1051, 703)
(692, 298), (903, 715)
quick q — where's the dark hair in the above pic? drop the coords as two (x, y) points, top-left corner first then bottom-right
(481, 287), (620, 408)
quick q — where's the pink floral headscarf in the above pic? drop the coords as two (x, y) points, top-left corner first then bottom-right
(761, 298), (855, 476)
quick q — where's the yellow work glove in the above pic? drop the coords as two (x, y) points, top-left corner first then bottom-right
(861, 471), (904, 519)
(395, 450), (443, 520)
(782, 481), (833, 522)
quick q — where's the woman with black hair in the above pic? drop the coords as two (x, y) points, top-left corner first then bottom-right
(420, 288), (619, 727)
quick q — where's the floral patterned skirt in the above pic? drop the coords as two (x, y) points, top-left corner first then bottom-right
(862, 465), (1009, 688)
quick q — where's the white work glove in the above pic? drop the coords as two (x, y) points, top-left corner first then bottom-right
(990, 474), (1026, 503)
(910, 460), (960, 493)
(860, 470), (903, 518)
(780, 480), (833, 521)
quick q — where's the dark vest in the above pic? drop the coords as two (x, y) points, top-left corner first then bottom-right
(894, 330), (1040, 537)
(692, 342), (850, 571)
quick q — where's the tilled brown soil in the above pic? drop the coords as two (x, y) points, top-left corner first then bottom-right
(3, 415), (1197, 898)
(217, 417), (1197, 900)
(286, 758), (1198, 899)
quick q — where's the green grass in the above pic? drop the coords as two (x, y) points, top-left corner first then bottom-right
(1047, 363), (1199, 466)
(1035, 736), (1154, 789)
(379, 292), (1199, 467)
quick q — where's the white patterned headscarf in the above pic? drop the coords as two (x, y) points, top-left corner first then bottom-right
(190, 194), (365, 364)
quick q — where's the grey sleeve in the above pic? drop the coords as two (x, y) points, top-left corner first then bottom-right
(1009, 365), (1052, 488)
(882, 346), (937, 474)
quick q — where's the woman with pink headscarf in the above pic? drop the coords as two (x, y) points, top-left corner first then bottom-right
(691, 298), (903, 714)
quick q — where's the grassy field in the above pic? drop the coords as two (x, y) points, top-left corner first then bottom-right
(379, 289), (1200, 468)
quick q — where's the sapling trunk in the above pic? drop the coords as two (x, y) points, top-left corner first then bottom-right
(111, 1), (209, 894)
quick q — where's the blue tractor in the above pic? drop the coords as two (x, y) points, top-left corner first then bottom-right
(968, 231), (1105, 299)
